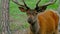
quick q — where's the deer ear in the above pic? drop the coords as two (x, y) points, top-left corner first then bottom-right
(35, 5), (47, 12)
(18, 7), (26, 12)
(38, 6), (47, 12)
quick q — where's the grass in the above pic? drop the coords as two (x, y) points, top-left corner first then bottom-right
(9, 0), (59, 31)
(9, 0), (29, 31)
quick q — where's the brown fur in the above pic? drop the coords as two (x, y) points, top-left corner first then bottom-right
(37, 10), (59, 34)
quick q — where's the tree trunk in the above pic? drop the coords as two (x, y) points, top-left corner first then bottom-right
(0, 0), (1, 22)
(1, 0), (11, 34)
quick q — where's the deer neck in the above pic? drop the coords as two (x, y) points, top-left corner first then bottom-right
(30, 16), (40, 34)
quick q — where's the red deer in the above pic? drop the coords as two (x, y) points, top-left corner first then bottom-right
(12, 0), (59, 34)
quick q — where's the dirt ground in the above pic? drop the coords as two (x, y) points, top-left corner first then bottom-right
(12, 31), (60, 34)
(12, 28), (60, 34)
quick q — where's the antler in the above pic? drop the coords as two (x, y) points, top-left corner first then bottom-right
(35, 0), (57, 11)
(12, 0), (30, 9)
(22, 0), (30, 9)
(40, 0), (57, 7)
(12, 0), (24, 7)
(36, 0), (41, 8)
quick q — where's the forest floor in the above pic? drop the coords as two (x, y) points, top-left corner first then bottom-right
(11, 29), (60, 34)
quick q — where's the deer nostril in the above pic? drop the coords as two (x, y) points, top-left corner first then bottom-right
(27, 18), (33, 24)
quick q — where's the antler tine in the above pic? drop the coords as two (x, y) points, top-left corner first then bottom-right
(22, 0), (30, 9)
(36, 0), (41, 7)
(12, 0), (25, 7)
(40, 0), (57, 6)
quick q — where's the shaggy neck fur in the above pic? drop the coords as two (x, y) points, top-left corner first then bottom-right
(30, 16), (40, 34)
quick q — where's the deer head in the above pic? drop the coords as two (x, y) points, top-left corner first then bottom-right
(12, 0), (57, 34)
(12, 0), (56, 25)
